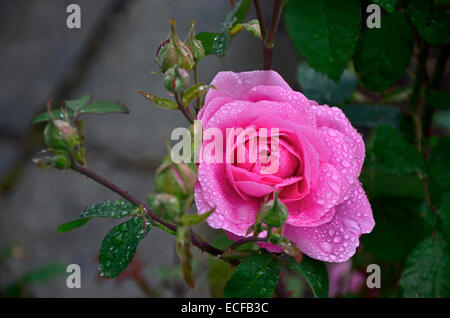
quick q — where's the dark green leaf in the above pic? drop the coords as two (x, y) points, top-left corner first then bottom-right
(407, 0), (450, 45)
(138, 91), (178, 110)
(225, 0), (251, 26)
(65, 93), (91, 111)
(361, 197), (427, 261)
(399, 233), (450, 297)
(371, 125), (425, 174)
(196, 32), (217, 56)
(372, 0), (396, 13)
(223, 252), (280, 298)
(354, 13), (414, 91)
(58, 218), (92, 233)
(32, 110), (75, 124)
(285, 0), (361, 81)
(297, 61), (357, 105)
(439, 194), (450, 243)
(176, 226), (194, 288)
(208, 257), (233, 298)
(286, 255), (329, 298)
(429, 136), (450, 203)
(426, 91), (450, 110)
(341, 104), (402, 128)
(99, 217), (151, 278)
(80, 100), (129, 115)
(211, 32), (230, 57)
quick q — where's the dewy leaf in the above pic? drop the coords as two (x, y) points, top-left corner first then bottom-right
(179, 207), (215, 226)
(176, 226), (194, 288)
(182, 83), (210, 106)
(32, 110), (75, 124)
(372, 0), (396, 13)
(80, 100), (129, 115)
(371, 125), (425, 175)
(354, 12), (414, 91)
(99, 216), (151, 278)
(211, 32), (230, 57)
(65, 93), (91, 111)
(341, 104), (403, 128)
(58, 200), (137, 233)
(196, 32), (217, 56)
(138, 91), (178, 110)
(399, 233), (450, 297)
(231, 20), (261, 38)
(297, 61), (357, 105)
(407, 0), (450, 45)
(223, 252), (280, 298)
(285, 0), (361, 81)
(286, 256), (329, 298)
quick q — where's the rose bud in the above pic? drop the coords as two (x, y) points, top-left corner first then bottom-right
(156, 20), (195, 72)
(155, 159), (196, 200)
(148, 193), (181, 221)
(185, 20), (205, 62)
(44, 119), (79, 151)
(163, 66), (190, 92)
(260, 193), (289, 228)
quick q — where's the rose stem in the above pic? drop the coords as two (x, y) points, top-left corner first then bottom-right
(228, 236), (267, 250)
(262, 0), (284, 70)
(174, 91), (194, 123)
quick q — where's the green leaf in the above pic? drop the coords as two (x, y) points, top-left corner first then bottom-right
(341, 104), (402, 128)
(208, 257), (233, 298)
(32, 110), (75, 124)
(211, 32), (230, 57)
(439, 194), (450, 243)
(176, 226), (194, 288)
(372, 0), (396, 13)
(285, 0), (361, 81)
(407, 0), (450, 45)
(138, 91), (178, 110)
(286, 255), (329, 298)
(225, 0), (251, 26)
(426, 91), (450, 110)
(361, 197), (427, 261)
(297, 61), (357, 105)
(399, 233), (450, 297)
(371, 125), (425, 174)
(80, 100), (129, 115)
(433, 110), (450, 131)
(223, 252), (280, 298)
(58, 200), (137, 233)
(429, 136), (450, 203)
(354, 12), (414, 91)
(231, 20), (261, 38)
(182, 83), (211, 106)
(58, 218), (92, 233)
(179, 208), (215, 226)
(196, 32), (217, 56)
(65, 93), (91, 111)
(99, 217), (151, 278)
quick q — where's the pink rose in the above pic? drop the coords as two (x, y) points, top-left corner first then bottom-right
(194, 70), (374, 262)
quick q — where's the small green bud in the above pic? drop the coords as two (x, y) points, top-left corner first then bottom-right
(185, 20), (205, 62)
(261, 193), (288, 228)
(155, 158), (196, 200)
(156, 20), (195, 72)
(164, 66), (190, 92)
(44, 119), (78, 151)
(148, 193), (181, 221)
(32, 151), (70, 170)
(269, 233), (282, 245)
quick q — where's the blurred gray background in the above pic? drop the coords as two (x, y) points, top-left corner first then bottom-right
(0, 0), (300, 297)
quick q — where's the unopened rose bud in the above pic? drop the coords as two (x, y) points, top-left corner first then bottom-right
(33, 151), (70, 170)
(148, 193), (181, 221)
(163, 66), (190, 92)
(156, 20), (195, 72)
(155, 158), (196, 200)
(44, 119), (79, 151)
(260, 193), (288, 228)
(185, 20), (205, 62)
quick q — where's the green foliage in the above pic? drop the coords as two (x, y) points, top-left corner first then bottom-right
(285, 256), (329, 298)
(371, 125), (425, 175)
(138, 91), (178, 110)
(99, 216), (151, 278)
(179, 208), (215, 226)
(341, 105), (402, 128)
(426, 91), (450, 110)
(297, 61), (357, 105)
(439, 194), (450, 243)
(176, 226), (194, 288)
(428, 136), (450, 203)
(354, 13), (413, 91)
(223, 252), (280, 298)
(361, 197), (427, 261)
(399, 233), (450, 297)
(372, 0), (397, 13)
(208, 257), (233, 298)
(65, 93), (91, 111)
(407, 0), (450, 45)
(58, 200), (137, 233)
(285, 0), (361, 81)
(182, 83), (211, 106)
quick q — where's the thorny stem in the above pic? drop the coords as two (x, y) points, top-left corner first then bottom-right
(71, 162), (224, 258)
(174, 92), (194, 123)
(229, 236), (267, 250)
(261, 0), (284, 70)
